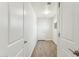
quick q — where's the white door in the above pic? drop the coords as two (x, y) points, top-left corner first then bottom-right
(0, 2), (8, 57)
(8, 2), (24, 57)
(58, 2), (79, 57)
(37, 18), (52, 40)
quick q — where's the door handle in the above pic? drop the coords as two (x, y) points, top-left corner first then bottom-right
(24, 41), (27, 44)
(69, 48), (79, 56)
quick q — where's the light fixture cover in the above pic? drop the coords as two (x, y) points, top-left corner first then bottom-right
(44, 9), (50, 15)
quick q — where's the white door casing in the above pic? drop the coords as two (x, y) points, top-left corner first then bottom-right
(24, 3), (37, 57)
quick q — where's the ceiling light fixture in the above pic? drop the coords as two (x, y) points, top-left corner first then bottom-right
(44, 2), (50, 15)
(44, 9), (50, 15)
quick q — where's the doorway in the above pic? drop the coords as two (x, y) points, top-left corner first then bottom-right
(31, 2), (58, 57)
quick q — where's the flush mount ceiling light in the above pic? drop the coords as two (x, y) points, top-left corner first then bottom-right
(44, 2), (51, 15)
(44, 9), (50, 15)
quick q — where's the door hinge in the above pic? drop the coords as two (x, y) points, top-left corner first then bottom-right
(58, 32), (60, 37)
(58, 2), (60, 8)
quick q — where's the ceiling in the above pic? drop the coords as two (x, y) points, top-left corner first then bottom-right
(31, 2), (58, 19)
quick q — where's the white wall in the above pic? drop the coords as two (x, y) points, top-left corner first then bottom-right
(51, 15), (58, 44)
(51, 3), (58, 45)
(37, 15), (58, 44)
(24, 3), (37, 57)
(37, 3), (58, 43)
(37, 18), (52, 40)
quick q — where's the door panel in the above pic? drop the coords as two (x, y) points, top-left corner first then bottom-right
(16, 48), (24, 57)
(60, 38), (77, 57)
(60, 3), (73, 41)
(73, 3), (79, 46)
(8, 39), (24, 56)
(9, 3), (23, 43)
(8, 2), (24, 57)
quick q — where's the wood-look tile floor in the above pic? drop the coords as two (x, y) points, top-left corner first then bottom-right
(31, 40), (57, 57)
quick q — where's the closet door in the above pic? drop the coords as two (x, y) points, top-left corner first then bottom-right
(58, 2), (79, 57)
(0, 2), (8, 57)
(58, 2), (74, 57)
(8, 2), (24, 57)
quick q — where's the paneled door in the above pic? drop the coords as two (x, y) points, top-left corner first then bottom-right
(8, 2), (24, 57)
(58, 2), (79, 57)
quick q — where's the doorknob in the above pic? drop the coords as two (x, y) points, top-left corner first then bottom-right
(69, 48), (79, 56)
(24, 41), (27, 44)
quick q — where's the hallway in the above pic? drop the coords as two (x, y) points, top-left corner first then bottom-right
(31, 40), (57, 57)
(0, 2), (79, 57)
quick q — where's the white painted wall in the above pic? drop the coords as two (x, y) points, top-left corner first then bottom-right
(37, 3), (58, 43)
(37, 18), (52, 40)
(51, 3), (58, 45)
(24, 3), (37, 57)
(51, 15), (58, 44)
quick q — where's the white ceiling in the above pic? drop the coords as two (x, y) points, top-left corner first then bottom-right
(31, 2), (58, 18)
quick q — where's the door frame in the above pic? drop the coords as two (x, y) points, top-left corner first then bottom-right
(57, 2), (61, 57)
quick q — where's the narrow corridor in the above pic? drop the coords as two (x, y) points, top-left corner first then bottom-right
(31, 40), (57, 57)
